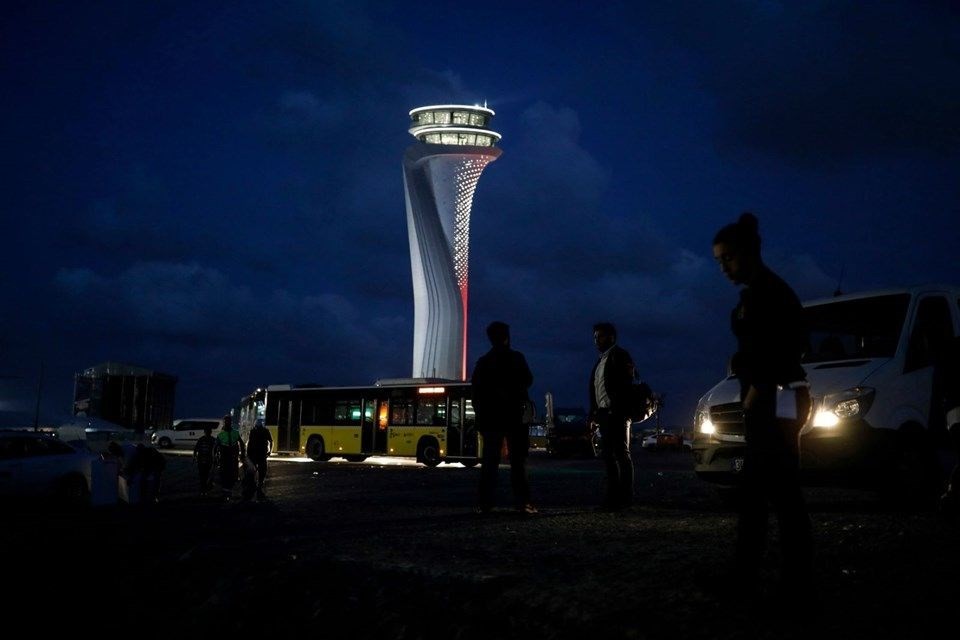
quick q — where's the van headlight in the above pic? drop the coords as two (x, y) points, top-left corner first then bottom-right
(695, 409), (715, 435)
(813, 387), (875, 428)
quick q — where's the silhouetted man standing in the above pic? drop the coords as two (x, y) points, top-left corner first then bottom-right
(588, 322), (636, 511)
(471, 321), (537, 515)
(246, 419), (273, 500)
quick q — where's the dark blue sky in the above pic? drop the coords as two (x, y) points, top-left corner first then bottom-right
(2, 1), (957, 427)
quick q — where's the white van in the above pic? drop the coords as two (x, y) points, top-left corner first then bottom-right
(692, 284), (959, 491)
(151, 418), (223, 449)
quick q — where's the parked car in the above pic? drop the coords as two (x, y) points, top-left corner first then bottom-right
(151, 418), (223, 449)
(640, 430), (686, 451)
(0, 431), (99, 504)
(547, 409), (599, 458)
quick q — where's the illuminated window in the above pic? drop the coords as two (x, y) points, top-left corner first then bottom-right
(434, 111), (450, 124)
(416, 399), (447, 426)
(469, 113), (484, 126)
(441, 132), (458, 145)
(452, 111), (470, 124)
(417, 112), (434, 125)
(425, 133), (441, 144)
(391, 400), (414, 425)
(475, 135), (491, 146)
(334, 400), (361, 425)
(378, 404), (389, 430)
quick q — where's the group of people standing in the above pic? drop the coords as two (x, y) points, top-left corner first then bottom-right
(192, 415), (273, 502)
(469, 319), (641, 515)
(470, 212), (816, 596)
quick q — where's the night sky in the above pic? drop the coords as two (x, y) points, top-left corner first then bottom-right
(2, 1), (957, 427)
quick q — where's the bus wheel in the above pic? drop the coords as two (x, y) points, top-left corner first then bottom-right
(307, 436), (330, 462)
(460, 458), (479, 468)
(344, 455), (367, 462)
(418, 438), (442, 467)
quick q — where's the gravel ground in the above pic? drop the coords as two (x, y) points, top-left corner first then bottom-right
(4, 449), (957, 639)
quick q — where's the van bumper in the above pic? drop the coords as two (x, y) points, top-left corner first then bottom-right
(693, 418), (888, 486)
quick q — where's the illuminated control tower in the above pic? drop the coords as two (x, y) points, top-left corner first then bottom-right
(403, 104), (502, 380)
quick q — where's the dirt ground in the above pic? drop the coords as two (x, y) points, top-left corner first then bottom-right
(4, 449), (958, 639)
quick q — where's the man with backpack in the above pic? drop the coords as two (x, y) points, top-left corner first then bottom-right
(588, 322), (637, 511)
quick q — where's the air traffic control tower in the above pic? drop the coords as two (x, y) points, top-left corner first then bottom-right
(402, 104), (502, 380)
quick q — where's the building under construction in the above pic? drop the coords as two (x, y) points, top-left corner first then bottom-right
(73, 362), (177, 431)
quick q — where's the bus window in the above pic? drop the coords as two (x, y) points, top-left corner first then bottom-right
(391, 399), (414, 425)
(266, 393), (280, 426)
(334, 400), (361, 425)
(464, 399), (476, 430)
(416, 398), (447, 426)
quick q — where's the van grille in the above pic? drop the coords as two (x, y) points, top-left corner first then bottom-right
(710, 402), (744, 436)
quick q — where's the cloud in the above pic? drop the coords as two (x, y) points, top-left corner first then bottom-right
(631, 1), (960, 162)
(52, 261), (411, 403)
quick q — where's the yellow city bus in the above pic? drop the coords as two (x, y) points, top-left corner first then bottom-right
(264, 380), (479, 467)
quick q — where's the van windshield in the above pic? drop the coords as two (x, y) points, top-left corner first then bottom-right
(802, 293), (910, 363)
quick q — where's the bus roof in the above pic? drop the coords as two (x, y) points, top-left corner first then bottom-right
(266, 380), (471, 393)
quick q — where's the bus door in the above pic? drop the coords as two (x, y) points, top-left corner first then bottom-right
(461, 397), (478, 458)
(448, 396), (463, 456)
(278, 398), (302, 453)
(361, 398), (375, 453)
(372, 399), (389, 454)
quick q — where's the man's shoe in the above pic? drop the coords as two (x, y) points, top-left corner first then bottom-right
(518, 504), (538, 515)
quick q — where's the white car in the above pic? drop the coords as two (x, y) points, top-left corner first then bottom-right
(151, 418), (223, 449)
(0, 431), (100, 504)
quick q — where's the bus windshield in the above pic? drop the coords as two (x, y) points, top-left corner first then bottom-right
(802, 293), (910, 363)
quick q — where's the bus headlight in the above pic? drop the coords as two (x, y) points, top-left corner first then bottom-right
(813, 387), (875, 428)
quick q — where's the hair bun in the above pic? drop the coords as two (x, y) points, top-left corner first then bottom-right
(737, 211), (758, 234)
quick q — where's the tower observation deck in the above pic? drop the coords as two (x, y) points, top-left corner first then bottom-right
(402, 105), (502, 380)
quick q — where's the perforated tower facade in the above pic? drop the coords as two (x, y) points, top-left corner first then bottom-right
(402, 105), (502, 380)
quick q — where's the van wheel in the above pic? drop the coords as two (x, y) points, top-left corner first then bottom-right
(307, 436), (331, 462)
(158, 437), (172, 448)
(418, 438), (442, 467)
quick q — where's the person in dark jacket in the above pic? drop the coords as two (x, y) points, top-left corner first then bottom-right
(246, 419), (273, 500)
(215, 415), (245, 500)
(471, 321), (537, 515)
(193, 425), (216, 495)
(713, 211), (813, 596)
(139, 444), (166, 504)
(588, 322), (637, 511)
